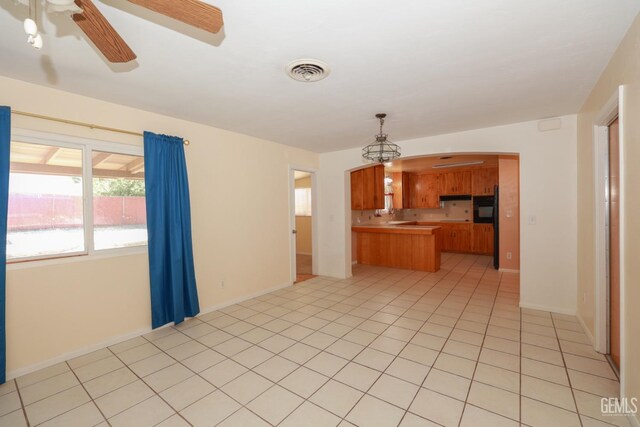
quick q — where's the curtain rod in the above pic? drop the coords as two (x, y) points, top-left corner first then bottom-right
(11, 110), (190, 146)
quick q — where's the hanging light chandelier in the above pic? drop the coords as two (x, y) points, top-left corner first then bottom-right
(362, 113), (401, 163)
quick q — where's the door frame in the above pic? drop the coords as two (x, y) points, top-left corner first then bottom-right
(593, 86), (626, 386)
(288, 165), (319, 283)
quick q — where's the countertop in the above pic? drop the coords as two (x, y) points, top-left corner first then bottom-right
(352, 219), (471, 226)
(351, 224), (441, 235)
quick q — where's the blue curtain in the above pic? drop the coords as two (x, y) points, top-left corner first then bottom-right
(0, 107), (10, 383)
(144, 132), (199, 328)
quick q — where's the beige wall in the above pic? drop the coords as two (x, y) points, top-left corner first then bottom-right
(294, 177), (313, 255)
(498, 156), (520, 271)
(318, 115), (578, 315)
(577, 13), (640, 415)
(1, 76), (318, 376)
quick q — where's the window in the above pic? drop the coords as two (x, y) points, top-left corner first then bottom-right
(7, 136), (147, 262)
(8, 142), (85, 260)
(92, 151), (147, 250)
(295, 188), (312, 216)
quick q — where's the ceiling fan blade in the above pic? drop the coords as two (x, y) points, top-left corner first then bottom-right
(72, 0), (137, 63)
(126, 0), (223, 33)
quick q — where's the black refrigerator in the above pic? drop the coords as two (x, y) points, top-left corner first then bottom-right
(493, 185), (499, 270)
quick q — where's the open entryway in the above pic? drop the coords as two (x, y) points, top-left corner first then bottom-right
(593, 87), (624, 379)
(290, 168), (317, 284)
(348, 154), (520, 276)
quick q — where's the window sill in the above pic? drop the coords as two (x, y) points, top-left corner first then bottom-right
(6, 246), (148, 271)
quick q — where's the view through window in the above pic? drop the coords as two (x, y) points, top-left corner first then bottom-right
(7, 140), (147, 261)
(8, 142), (85, 259)
(92, 151), (147, 250)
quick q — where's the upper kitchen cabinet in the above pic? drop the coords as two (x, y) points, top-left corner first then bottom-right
(351, 164), (385, 210)
(409, 173), (440, 209)
(472, 167), (498, 196)
(351, 169), (364, 210)
(439, 171), (472, 195)
(391, 172), (410, 209)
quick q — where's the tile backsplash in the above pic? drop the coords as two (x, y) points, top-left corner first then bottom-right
(352, 200), (472, 225)
(401, 200), (472, 222)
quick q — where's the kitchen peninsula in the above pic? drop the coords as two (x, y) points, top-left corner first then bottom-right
(351, 223), (442, 272)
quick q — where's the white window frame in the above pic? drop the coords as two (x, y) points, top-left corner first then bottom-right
(7, 128), (147, 266)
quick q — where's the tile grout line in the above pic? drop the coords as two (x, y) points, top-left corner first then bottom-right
(550, 313), (584, 427)
(106, 340), (195, 426)
(13, 379), (32, 427)
(64, 361), (113, 427)
(380, 254), (486, 426)
(457, 260), (507, 427)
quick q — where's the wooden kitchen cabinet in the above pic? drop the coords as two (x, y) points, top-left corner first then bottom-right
(472, 167), (498, 196)
(391, 172), (410, 209)
(350, 169), (364, 210)
(362, 166), (376, 209)
(441, 223), (471, 252)
(472, 223), (494, 255)
(351, 165), (385, 210)
(409, 173), (440, 208)
(439, 171), (472, 195)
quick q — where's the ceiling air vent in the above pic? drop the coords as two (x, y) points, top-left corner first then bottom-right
(286, 59), (330, 82)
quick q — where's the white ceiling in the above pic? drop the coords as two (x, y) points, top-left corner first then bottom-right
(1, 1), (638, 153)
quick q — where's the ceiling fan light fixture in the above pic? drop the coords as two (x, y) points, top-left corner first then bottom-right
(23, 18), (37, 36)
(362, 113), (401, 164)
(28, 33), (43, 49)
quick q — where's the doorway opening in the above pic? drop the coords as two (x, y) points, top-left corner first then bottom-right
(348, 153), (520, 274)
(291, 169), (316, 284)
(593, 86), (625, 385)
(607, 116), (621, 372)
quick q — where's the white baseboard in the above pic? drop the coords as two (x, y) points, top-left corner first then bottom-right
(7, 326), (153, 380)
(629, 413), (640, 427)
(198, 281), (293, 317)
(519, 301), (576, 316)
(499, 268), (520, 273)
(7, 280), (293, 381)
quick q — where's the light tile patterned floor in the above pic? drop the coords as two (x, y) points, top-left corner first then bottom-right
(0, 253), (623, 426)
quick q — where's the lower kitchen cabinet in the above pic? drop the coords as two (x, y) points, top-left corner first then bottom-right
(417, 222), (472, 252)
(442, 224), (471, 252)
(472, 223), (494, 255)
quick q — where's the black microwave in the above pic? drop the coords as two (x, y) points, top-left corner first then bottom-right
(473, 196), (495, 223)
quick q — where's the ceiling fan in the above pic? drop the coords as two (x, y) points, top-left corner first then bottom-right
(17, 0), (224, 63)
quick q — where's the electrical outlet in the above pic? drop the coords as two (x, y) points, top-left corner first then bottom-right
(506, 252), (512, 260)
(528, 215), (537, 225)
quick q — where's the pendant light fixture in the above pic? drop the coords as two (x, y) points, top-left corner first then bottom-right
(362, 113), (401, 164)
